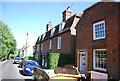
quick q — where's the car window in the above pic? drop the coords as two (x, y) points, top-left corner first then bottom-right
(26, 61), (39, 66)
(15, 57), (20, 60)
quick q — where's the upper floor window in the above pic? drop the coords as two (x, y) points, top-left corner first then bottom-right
(93, 49), (107, 72)
(57, 37), (61, 49)
(50, 28), (55, 36)
(38, 36), (41, 41)
(93, 20), (106, 40)
(41, 44), (43, 50)
(37, 44), (39, 51)
(49, 40), (52, 50)
(42, 33), (46, 40)
(59, 22), (65, 32)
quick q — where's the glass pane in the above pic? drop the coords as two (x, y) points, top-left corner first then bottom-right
(94, 50), (107, 69)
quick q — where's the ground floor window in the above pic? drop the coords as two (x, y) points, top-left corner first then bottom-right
(42, 55), (47, 67)
(93, 49), (107, 71)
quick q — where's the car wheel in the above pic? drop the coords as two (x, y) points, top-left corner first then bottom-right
(22, 70), (25, 75)
(19, 65), (21, 68)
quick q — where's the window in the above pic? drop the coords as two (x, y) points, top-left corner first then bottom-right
(93, 49), (107, 71)
(42, 33), (46, 40)
(41, 44), (43, 50)
(38, 36), (41, 41)
(50, 28), (55, 36)
(49, 40), (52, 50)
(93, 20), (106, 40)
(37, 44), (39, 51)
(57, 37), (61, 49)
(59, 22), (65, 32)
(36, 54), (39, 60)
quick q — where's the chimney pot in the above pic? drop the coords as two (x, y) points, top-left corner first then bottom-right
(62, 7), (72, 22)
(46, 22), (53, 31)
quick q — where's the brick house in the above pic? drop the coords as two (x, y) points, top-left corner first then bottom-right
(75, 1), (120, 80)
(35, 7), (81, 67)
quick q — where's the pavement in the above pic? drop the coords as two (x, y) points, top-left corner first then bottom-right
(0, 59), (32, 81)
(0, 60), (8, 81)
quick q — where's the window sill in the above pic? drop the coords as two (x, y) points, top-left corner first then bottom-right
(93, 68), (107, 72)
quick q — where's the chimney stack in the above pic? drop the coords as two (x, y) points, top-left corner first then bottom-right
(46, 22), (53, 31)
(62, 7), (72, 22)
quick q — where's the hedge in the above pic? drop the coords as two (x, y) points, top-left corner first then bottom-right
(58, 53), (74, 67)
(47, 53), (74, 69)
(47, 53), (60, 69)
(22, 56), (36, 60)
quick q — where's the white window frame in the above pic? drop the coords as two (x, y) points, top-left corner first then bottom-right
(37, 44), (39, 51)
(42, 33), (46, 40)
(41, 44), (43, 50)
(57, 37), (61, 49)
(49, 40), (52, 50)
(93, 20), (106, 40)
(50, 28), (55, 36)
(38, 36), (41, 41)
(59, 22), (65, 32)
(93, 49), (107, 72)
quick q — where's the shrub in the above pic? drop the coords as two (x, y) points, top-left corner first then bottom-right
(9, 54), (17, 59)
(22, 57), (29, 60)
(58, 53), (74, 67)
(48, 53), (60, 69)
(28, 56), (36, 60)
(22, 56), (36, 60)
(47, 53), (74, 69)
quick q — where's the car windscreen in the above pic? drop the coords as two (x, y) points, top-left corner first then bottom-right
(26, 61), (39, 66)
(15, 57), (20, 60)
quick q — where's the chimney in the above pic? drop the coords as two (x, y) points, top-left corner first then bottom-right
(46, 22), (53, 31)
(62, 7), (72, 22)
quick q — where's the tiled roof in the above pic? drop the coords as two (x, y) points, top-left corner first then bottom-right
(36, 13), (81, 43)
(36, 36), (40, 44)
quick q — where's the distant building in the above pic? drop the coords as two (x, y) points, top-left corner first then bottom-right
(75, 1), (120, 80)
(35, 7), (81, 67)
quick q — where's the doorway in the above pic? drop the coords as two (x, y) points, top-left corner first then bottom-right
(79, 51), (86, 74)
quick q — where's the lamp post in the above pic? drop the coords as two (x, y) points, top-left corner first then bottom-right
(25, 33), (28, 57)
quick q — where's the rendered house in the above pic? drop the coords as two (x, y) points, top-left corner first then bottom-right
(75, 1), (120, 80)
(35, 7), (81, 67)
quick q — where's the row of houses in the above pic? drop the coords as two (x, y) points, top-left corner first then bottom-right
(34, 1), (120, 80)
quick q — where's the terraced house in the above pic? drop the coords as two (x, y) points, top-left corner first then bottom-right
(35, 7), (81, 68)
(75, 1), (120, 80)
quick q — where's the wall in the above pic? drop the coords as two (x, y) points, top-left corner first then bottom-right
(76, 2), (119, 79)
(40, 31), (74, 54)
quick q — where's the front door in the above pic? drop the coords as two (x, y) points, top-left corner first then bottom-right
(79, 51), (86, 74)
(42, 55), (45, 66)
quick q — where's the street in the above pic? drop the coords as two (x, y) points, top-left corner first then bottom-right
(0, 59), (32, 81)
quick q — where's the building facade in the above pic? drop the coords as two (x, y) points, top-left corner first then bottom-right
(35, 7), (81, 67)
(75, 1), (120, 80)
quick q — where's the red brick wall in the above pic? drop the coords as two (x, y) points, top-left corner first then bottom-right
(118, 2), (120, 79)
(40, 31), (75, 54)
(76, 2), (120, 79)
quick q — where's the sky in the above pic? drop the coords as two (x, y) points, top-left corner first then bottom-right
(1, 0), (119, 54)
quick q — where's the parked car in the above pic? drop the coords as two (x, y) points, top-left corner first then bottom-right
(32, 65), (84, 81)
(19, 59), (26, 68)
(22, 60), (40, 75)
(14, 57), (21, 64)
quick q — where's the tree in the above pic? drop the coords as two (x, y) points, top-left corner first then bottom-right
(0, 20), (16, 60)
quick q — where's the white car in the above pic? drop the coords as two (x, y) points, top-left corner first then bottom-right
(14, 57), (21, 64)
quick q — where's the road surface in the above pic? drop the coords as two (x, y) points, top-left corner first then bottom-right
(0, 59), (32, 81)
